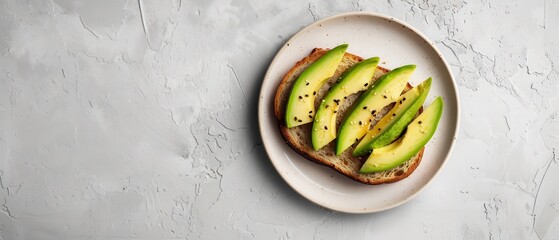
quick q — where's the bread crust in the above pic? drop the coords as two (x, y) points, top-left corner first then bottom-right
(274, 48), (424, 185)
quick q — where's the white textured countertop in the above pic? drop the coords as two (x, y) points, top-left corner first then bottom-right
(0, 0), (558, 239)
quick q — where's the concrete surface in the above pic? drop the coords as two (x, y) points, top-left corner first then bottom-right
(0, 0), (558, 239)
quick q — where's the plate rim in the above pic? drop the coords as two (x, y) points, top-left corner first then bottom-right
(257, 11), (461, 213)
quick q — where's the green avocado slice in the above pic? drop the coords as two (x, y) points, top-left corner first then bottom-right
(353, 78), (432, 156)
(335, 65), (416, 155)
(285, 44), (348, 128)
(311, 57), (380, 150)
(360, 97), (444, 173)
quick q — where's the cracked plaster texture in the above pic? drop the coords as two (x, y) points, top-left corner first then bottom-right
(0, 0), (558, 239)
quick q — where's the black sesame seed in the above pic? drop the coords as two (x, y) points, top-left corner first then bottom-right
(399, 100), (402, 104)
(298, 96), (303, 99)
(313, 91), (316, 95)
(325, 105), (329, 108)
(334, 110), (337, 113)
(359, 121), (362, 125)
(344, 96), (347, 99)
(309, 115), (312, 118)
(324, 126), (328, 130)
(309, 111), (313, 114)
(364, 83), (368, 87)
(294, 117), (297, 120)
(306, 82), (309, 86)
(403, 97), (406, 101)
(392, 113), (396, 116)
(305, 94), (309, 97)
(363, 106), (368, 110)
(378, 128), (381, 131)
(383, 95), (387, 99)
(418, 121), (422, 124)
(298, 119), (302, 122)
(355, 138), (359, 142)
(371, 110), (377, 114)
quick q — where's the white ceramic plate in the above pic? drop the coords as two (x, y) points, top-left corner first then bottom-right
(258, 12), (460, 213)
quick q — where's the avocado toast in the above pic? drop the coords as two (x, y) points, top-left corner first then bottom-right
(273, 47), (438, 184)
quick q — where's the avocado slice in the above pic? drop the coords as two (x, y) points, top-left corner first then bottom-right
(335, 65), (416, 155)
(311, 57), (380, 150)
(360, 97), (444, 173)
(285, 44), (348, 128)
(353, 78), (432, 156)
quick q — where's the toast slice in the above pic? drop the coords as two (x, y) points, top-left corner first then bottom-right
(274, 48), (424, 185)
